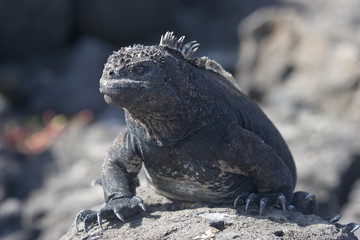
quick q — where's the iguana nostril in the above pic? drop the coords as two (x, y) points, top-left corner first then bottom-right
(108, 71), (115, 77)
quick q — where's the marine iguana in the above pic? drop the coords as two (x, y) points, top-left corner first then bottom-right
(75, 31), (318, 232)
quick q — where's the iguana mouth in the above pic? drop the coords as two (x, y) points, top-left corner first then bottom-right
(99, 78), (148, 95)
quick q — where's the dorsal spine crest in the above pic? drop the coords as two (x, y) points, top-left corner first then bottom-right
(159, 31), (239, 89)
(159, 31), (200, 60)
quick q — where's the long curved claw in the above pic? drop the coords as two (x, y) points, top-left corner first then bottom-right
(259, 197), (269, 216)
(91, 178), (102, 186)
(288, 205), (296, 211)
(115, 212), (126, 223)
(234, 192), (249, 209)
(130, 196), (147, 211)
(277, 194), (287, 213)
(328, 214), (342, 223)
(234, 195), (242, 209)
(245, 193), (258, 214)
(348, 222), (359, 233)
(234, 192), (290, 216)
(291, 191), (317, 214)
(74, 209), (97, 232)
(74, 196), (145, 233)
(84, 216), (94, 233)
(97, 212), (103, 231)
(139, 202), (147, 212)
(75, 211), (83, 232)
(305, 193), (316, 201)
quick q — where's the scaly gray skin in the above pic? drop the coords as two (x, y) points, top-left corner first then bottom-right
(75, 32), (317, 232)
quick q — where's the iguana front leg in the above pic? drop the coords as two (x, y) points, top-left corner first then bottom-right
(75, 130), (145, 232)
(224, 124), (295, 215)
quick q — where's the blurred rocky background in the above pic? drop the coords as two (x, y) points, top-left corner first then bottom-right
(0, 0), (359, 239)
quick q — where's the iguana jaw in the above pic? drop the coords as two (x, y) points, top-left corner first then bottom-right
(99, 78), (149, 95)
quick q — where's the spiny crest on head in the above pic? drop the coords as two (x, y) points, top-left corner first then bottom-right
(159, 31), (200, 60)
(107, 44), (165, 69)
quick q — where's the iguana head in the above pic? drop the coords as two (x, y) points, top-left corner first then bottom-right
(99, 32), (200, 112)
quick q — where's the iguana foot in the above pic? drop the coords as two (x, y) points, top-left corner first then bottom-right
(324, 214), (359, 233)
(290, 191), (317, 214)
(75, 196), (146, 233)
(234, 192), (287, 215)
(346, 222), (359, 233)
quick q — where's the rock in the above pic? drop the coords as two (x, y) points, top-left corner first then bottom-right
(236, 6), (360, 121)
(60, 181), (357, 240)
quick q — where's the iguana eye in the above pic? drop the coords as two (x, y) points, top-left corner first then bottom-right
(130, 65), (148, 75)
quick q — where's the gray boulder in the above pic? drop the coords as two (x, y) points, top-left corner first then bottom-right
(236, 6), (360, 120)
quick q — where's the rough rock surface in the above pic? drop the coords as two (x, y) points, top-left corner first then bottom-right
(60, 180), (357, 240)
